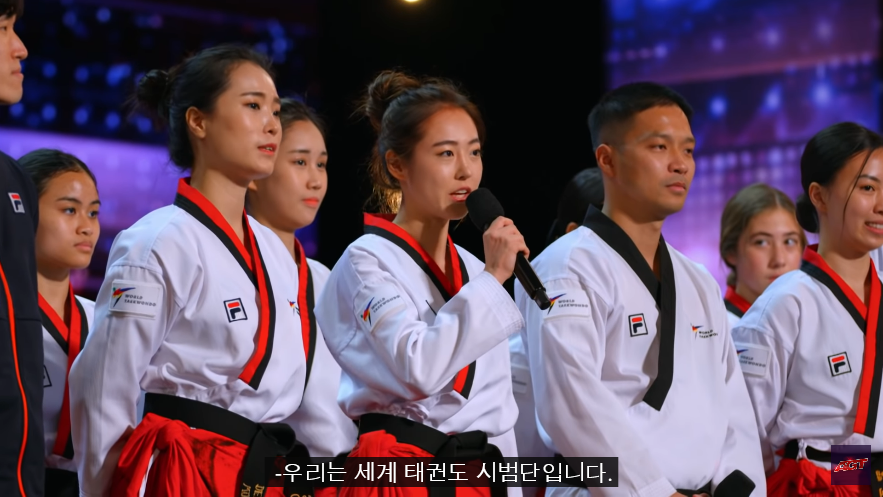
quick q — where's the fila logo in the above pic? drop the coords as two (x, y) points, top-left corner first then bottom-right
(224, 298), (248, 322)
(828, 352), (852, 376)
(8, 192), (24, 213)
(628, 313), (647, 337)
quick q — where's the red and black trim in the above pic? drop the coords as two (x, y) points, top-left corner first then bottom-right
(294, 239), (317, 389)
(800, 245), (883, 437)
(364, 214), (476, 398)
(0, 260), (31, 497)
(724, 286), (751, 318)
(582, 206), (676, 411)
(173, 178), (276, 390)
(38, 286), (87, 460)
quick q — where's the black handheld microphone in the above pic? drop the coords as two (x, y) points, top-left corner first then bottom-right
(466, 188), (551, 310)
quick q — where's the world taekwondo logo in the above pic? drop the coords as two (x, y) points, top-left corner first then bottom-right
(546, 294), (565, 314)
(362, 298), (374, 325)
(112, 287), (135, 307)
(692, 324), (718, 339)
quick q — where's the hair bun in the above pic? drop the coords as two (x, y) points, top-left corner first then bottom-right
(363, 70), (421, 131)
(136, 69), (171, 120)
(795, 193), (819, 233)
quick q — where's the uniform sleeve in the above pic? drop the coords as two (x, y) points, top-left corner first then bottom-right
(69, 263), (173, 497)
(731, 321), (792, 475)
(283, 328), (358, 457)
(524, 277), (677, 497)
(711, 310), (767, 495)
(316, 247), (524, 400)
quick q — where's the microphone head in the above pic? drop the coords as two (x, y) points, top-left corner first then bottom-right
(466, 188), (505, 232)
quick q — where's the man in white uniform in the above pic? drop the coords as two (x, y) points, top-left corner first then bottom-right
(517, 82), (765, 497)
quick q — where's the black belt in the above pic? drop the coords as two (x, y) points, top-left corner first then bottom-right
(553, 453), (754, 496)
(143, 392), (314, 496)
(44, 468), (78, 497)
(358, 413), (507, 497)
(784, 439), (883, 493)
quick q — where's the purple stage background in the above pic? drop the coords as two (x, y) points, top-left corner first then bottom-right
(606, 0), (879, 290)
(0, 0), (320, 298)
(0, 127), (319, 296)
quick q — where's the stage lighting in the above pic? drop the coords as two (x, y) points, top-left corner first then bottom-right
(404, 0), (420, 3)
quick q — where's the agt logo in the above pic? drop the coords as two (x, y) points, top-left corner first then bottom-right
(830, 444), (872, 485)
(8, 192), (24, 214)
(224, 298), (247, 322)
(112, 287), (135, 307)
(833, 458), (869, 472)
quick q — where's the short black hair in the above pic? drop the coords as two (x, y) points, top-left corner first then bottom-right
(18, 149), (97, 197)
(0, 0), (22, 19)
(588, 82), (693, 150)
(546, 167), (605, 247)
(279, 97), (326, 140)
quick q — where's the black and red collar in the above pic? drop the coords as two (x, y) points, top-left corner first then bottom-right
(294, 238), (317, 390)
(39, 285), (87, 460)
(364, 214), (475, 398)
(801, 244), (883, 437)
(174, 178), (275, 390)
(724, 286), (751, 318)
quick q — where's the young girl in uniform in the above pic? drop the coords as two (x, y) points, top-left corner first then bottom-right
(247, 98), (358, 458)
(314, 70), (528, 497)
(68, 45), (316, 497)
(719, 183), (805, 328)
(732, 122), (883, 495)
(18, 149), (100, 497)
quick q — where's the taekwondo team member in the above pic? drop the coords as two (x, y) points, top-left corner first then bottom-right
(68, 45), (319, 497)
(19, 150), (100, 497)
(0, 2), (43, 496)
(509, 167), (604, 497)
(733, 122), (883, 495)
(518, 82), (765, 497)
(247, 97), (358, 460)
(719, 183), (804, 328)
(315, 70), (527, 497)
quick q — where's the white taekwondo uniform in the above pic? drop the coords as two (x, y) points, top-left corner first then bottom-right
(283, 238), (358, 458)
(41, 289), (93, 474)
(518, 206), (765, 497)
(732, 246), (883, 476)
(68, 178), (312, 497)
(314, 214), (524, 478)
(509, 331), (550, 497)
